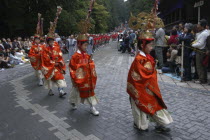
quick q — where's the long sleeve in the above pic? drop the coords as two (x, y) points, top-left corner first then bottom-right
(192, 31), (209, 49)
(69, 55), (77, 82)
(130, 58), (154, 84)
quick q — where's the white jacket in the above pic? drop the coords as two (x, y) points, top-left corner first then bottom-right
(192, 29), (210, 50)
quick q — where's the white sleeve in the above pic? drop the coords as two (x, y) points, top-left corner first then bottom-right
(192, 33), (208, 48)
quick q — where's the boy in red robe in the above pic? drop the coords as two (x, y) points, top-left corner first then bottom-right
(127, 31), (173, 132)
(29, 36), (44, 86)
(41, 6), (67, 97)
(69, 34), (99, 116)
(28, 13), (44, 86)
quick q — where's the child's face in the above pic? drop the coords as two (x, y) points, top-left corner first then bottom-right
(80, 42), (88, 52)
(143, 41), (154, 54)
(48, 40), (54, 46)
(34, 38), (40, 44)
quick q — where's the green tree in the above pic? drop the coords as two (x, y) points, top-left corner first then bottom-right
(91, 2), (110, 33)
(0, 0), (129, 37)
(127, 0), (154, 16)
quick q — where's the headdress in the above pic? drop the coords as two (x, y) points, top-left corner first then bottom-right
(129, 3), (164, 41)
(34, 13), (43, 38)
(77, 0), (95, 42)
(47, 6), (62, 40)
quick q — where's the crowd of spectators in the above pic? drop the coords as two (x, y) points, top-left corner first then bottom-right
(0, 33), (112, 72)
(160, 19), (210, 84)
(118, 19), (210, 84)
(0, 37), (32, 71)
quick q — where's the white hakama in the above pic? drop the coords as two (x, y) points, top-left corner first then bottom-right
(35, 70), (44, 79)
(131, 98), (173, 130)
(69, 86), (98, 106)
(44, 79), (67, 89)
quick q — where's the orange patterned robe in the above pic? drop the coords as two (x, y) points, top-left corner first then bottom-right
(41, 42), (66, 80)
(69, 50), (97, 98)
(127, 51), (167, 116)
(28, 43), (43, 70)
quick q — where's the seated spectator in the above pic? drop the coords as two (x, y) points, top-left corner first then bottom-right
(7, 38), (12, 50)
(3, 49), (10, 64)
(15, 49), (29, 63)
(0, 40), (4, 52)
(2, 38), (10, 50)
(15, 49), (24, 59)
(162, 45), (178, 73)
(9, 49), (23, 65)
(12, 38), (19, 49)
(0, 53), (11, 71)
(23, 38), (31, 54)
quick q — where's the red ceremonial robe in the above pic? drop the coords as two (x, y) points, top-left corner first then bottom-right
(41, 42), (66, 80)
(28, 43), (43, 70)
(127, 52), (167, 116)
(69, 50), (97, 98)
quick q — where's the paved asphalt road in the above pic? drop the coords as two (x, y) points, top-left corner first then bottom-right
(0, 42), (210, 140)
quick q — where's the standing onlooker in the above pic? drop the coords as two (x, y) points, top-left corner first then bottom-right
(168, 29), (179, 45)
(129, 30), (136, 56)
(122, 34), (130, 53)
(179, 23), (194, 81)
(87, 34), (94, 55)
(178, 22), (184, 36)
(155, 27), (166, 69)
(192, 19), (210, 84)
(118, 34), (124, 51)
(67, 35), (76, 61)
(205, 24), (210, 84)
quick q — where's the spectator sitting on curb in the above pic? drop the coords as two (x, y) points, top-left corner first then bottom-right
(162, 45), (178, 73)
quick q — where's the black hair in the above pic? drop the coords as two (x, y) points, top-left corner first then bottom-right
(171, 29), (178, 35)
(0, 53), (3, 57)
(187, 28), (192, 33)
(137, 39), (153, 50)
(11, 49), (15, 56)
(170, 44), (177, 49)
(46, 38), (54, 44)
(199, 19), (208, 28)
(179, 22), (184, 26)
(34, 37), (40, 41)
(174, 25), (179, 30)
(192, 24), (198, 33)
(77, 41), (89, 46)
